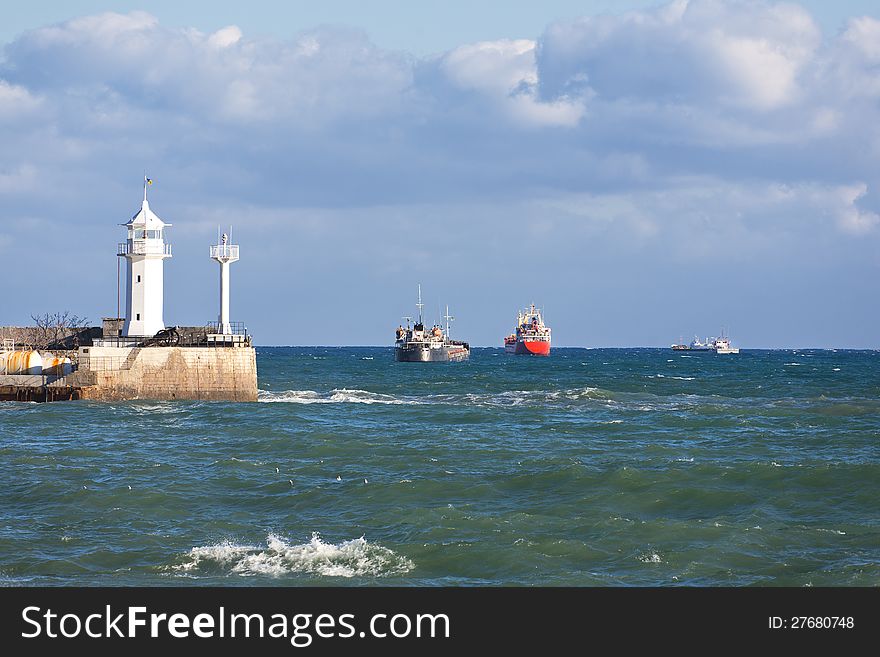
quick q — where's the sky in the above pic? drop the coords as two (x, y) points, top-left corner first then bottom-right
(1, 0), (879, 348)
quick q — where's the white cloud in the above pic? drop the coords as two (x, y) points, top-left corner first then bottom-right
(841, 16), (880, 61)
(0, 80), (41, 117)
(207, 25), (242, 49)
(432, 38), (585, 127)
(440, 39), (538, 93)
(835, 183), (880, 234)
(537, 0), (821, 112)
(5, 16), (414, 126)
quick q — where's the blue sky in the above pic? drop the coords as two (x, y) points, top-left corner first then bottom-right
(1, 0), (879, 347)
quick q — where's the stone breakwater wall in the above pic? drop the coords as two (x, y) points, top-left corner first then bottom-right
(0, 346), (258, 402)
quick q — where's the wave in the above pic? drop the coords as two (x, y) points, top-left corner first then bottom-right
(257, 385), (752, 412)
(171, 533), (414, 578)
(259, 389), (419, 405)
(259, 386), (618, 408)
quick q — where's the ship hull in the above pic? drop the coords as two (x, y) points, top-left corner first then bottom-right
(505, 340), (550, 356)
(395, 344), (469, 362)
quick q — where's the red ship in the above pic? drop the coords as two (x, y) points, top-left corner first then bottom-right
(504, 304), (551, 356)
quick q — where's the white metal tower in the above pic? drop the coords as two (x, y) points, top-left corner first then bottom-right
(209, 229), (240, 334)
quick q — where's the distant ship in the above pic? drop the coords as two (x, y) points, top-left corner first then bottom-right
(671, 336), (714, 351)
(672, 332), (739, 354)
(394, 286), (469, 362)
(504, 304), (551, 356)
(712, 333), (740, 354)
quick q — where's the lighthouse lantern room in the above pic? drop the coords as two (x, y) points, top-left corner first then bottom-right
(118, 177), (172, 337)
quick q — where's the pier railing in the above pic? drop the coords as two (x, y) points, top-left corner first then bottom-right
(92, 323), (250, 348)
(85, 355), (130, 371)
(207, 321), (248, 335)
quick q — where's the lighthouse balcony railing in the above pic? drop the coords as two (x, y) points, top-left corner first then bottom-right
(209, 244), (239, 260)
(118, 241), (172, 256)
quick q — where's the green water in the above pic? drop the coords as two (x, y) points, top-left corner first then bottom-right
(1, 347), (878, 585)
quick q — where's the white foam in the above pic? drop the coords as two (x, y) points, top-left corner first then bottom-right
(328, 389), (414, 404)
(258, 390), (324, 403)
(638, 552), (663, 564)
(172, 533), (413, 578)
(259, 386), (618, 408)
(563, 387), (609, 401)
(258, 389), (417, 405)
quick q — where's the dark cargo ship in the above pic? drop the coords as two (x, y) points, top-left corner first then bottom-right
(394, 286), (469, 362)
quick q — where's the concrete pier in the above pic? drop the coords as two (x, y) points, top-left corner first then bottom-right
(0, 345), (258, 402)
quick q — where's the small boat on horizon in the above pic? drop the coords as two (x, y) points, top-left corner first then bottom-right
(671, 336), (714, 351)
(672, 332), (739, 354)
(504, 304), (551, 356)
(712, 332), (740, 354)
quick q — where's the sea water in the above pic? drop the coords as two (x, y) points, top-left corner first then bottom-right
(1, 347), (878, 586)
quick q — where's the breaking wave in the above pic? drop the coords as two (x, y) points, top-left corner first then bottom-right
(171, 533), (414, 578)
(259, 389), (419, 405)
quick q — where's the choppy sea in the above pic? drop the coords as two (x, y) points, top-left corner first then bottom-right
(1, 347), (878, 586)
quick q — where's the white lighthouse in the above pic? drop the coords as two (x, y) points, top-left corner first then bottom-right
(118, 177), (172, 337)
(209, 230), (240, 335)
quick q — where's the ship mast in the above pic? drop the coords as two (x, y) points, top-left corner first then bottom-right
(444, 305), (454, 337)
(416, 284), (424, 325)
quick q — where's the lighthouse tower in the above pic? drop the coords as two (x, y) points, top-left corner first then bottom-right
(118, 177), (172, 337)
(209, 230), (240, 334)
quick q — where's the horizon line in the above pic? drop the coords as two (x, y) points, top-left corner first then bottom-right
(250, 344), (878, 351)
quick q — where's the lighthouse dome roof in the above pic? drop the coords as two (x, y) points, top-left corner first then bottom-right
(124, 199), (171, 228)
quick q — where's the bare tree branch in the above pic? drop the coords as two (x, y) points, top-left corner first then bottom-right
(30, 311), (90, 349)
